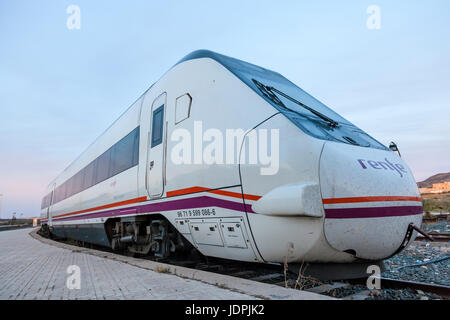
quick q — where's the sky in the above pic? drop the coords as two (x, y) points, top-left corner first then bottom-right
(0, 0), (449, 218)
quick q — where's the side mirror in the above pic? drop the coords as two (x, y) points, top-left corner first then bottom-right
(389, 141), (401, 157)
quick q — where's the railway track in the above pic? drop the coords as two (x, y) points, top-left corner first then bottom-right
(422, 215), (449, 223)
(376, 278), (450, 298)
(47, 232), (450, 300)
(170, 258), (450, 300)
(415, 232), (450, 242)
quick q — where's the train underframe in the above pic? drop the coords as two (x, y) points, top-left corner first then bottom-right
(44, 214), (195, 259)
(106, 214), (194, 258)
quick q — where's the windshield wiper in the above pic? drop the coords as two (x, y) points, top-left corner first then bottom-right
(252, 79), (339, 128)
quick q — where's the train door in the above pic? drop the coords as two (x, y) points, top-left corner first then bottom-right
(146, 93), (167, 198)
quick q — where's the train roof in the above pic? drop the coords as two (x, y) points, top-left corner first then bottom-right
(175, 49), (287, 84)
(177, 50), (280, 72)
(176, 50), (355, 127)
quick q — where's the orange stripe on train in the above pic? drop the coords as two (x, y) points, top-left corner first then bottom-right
(52, 196), (148, 219)
(51, 187), (260, 220)
(167, 186), (261, 201)
(322, 196), (422, 204)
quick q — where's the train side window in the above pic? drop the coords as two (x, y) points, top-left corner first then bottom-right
(83, 161), (95, 190)
(63, 182), (69, 200)
(72, 176), (78, 197)
(131, 127), (139, 166)
(69, 175), (76, 197)
(73, 171), (84, 195)
(66, 177), (74, 199)
(48, 127), (140, 206)
(111, 130), (135, 176)
(175, 93), (191, 124)
(95, 149), (112, 184)
(151, 105), (164, 148)
(53, 186), (61, 203)
(59, 184), (65, 202)
(41, 193), (51, 209)
(111, 127), (140, 176)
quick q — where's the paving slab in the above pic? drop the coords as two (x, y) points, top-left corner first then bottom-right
(0, 228), (331, 300)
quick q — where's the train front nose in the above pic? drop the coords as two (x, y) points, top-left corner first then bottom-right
(319, 142), (423, 260)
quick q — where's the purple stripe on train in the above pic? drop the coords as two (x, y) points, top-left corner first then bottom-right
(52, 196), (254, 222)
(325, 205), (422, 219)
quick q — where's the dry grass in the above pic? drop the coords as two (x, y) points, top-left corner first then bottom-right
(283, 258), (323, 291)
(422, 192), (450, 212)
(293, 262), (323, 290)
(216, 283), (229, 289)
(155, 266), (171, 273)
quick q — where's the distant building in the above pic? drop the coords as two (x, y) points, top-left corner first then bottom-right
(419, 181), (450, 194)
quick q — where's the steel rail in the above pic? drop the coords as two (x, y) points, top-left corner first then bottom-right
(379, 277), (450, 298)
(415, 233), (450, 242)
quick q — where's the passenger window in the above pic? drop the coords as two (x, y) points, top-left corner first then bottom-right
(131, 127), (139, 165)
(83, 161), (95, 189)
(73, 171), (84, 195)
(175, 93), (191, 124)
(111, 130), (135, 176)
(95, 150), (111, 184)
(151, 105), (164, 148)
(66, 177), (74, 199)
(54, 186), (61, 203)
(58, 184), (64, 202)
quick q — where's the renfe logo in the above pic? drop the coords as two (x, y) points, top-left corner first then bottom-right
(357, 158), (407, 177)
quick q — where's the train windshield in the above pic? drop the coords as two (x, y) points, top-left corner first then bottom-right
(183, 51), (387, 150)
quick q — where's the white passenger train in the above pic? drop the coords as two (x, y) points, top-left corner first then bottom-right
(41, 50), (422, 268)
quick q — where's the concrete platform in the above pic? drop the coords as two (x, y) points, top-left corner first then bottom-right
(0, 228), (330, 300)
